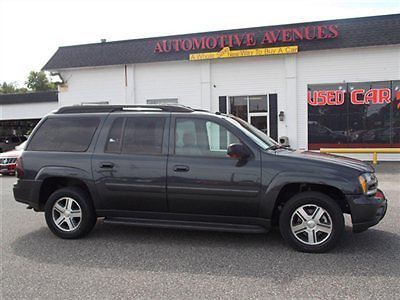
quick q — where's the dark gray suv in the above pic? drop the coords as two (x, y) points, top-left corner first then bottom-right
(13, 105), (387, 252)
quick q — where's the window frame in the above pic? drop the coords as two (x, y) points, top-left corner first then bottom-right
(26, 115), (101, 153)
(171, 115), (245, 158)
(103, 114), (168, 156)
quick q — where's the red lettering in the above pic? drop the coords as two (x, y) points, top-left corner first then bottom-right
(192, 37), (205, 50)
(292, 28), (303, 40)
(233, 34), (245, 47)
(205, 36), (217, 49)
(154, 41), (163, 53)
(317, 26), (328, 39)
(245, 33), (256, 46)
(282, 29), (293, 42)
(304, 26), (316, 40)
(351, 89), (365, 105)
(327, 25), (339, 38)
(172, 39), (180, 52)
(364, 89), (377, 104)
(162, 40), (171, 52)
(379, 88), (391, 103)
(181, 39), (192, 51)
(261, 31), (280, 44)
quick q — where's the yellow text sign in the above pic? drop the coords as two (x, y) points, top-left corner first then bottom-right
(189, 46), (298, 61)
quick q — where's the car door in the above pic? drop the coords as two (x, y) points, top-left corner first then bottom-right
(167, 115), (261, 217)
(92, 113), (169, 213)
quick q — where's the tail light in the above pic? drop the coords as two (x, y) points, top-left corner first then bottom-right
(16, 157), (24, 178)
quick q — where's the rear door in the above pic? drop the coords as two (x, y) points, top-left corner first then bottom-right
(92, 113), (169, 213)
(167, 114), (261, 217)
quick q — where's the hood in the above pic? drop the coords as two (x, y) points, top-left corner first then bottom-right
(0, 149), (22, 158)
(275, 149), (374, 173)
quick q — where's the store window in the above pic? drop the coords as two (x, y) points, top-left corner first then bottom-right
(308, 80), (399, 149)
(146, 98), (178, 105)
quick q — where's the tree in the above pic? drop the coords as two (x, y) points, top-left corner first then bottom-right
(25, 71), (56, 91)
(0, 82), (27, 94)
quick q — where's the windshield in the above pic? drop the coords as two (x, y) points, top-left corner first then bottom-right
(223, 115), (278, 150)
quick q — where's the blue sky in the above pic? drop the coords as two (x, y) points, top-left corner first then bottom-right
(0, 0), (399, 85)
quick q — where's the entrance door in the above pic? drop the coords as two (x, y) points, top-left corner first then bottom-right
(227, 95), (269, 135)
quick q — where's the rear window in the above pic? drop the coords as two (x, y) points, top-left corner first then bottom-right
(28, 117), (100, 152)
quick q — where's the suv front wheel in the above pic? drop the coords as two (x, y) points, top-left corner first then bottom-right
(279, 191), (344, 253)
(45, 187), (96, 239)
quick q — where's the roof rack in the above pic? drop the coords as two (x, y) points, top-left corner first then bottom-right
(55, 104), (194, 114)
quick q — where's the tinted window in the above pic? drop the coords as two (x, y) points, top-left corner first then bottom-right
(105, 118), (124, 153)
(122, 117), (165, 155)
(29, 117), (100, 152)
(175, 118), (239, 157)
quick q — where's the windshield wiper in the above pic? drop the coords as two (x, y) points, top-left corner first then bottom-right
(266, 144), (291, 151)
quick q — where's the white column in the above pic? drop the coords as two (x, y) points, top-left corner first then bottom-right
(284, 55), (298, 149)
(125, 64), (135, 104)
(200, 61), (211, 111)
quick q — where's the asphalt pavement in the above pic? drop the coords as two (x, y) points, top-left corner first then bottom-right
(1, 162), (399, 299)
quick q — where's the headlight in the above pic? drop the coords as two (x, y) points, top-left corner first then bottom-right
(358, 173), (378, 196)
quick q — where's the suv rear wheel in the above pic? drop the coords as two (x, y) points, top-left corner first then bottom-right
(45, 187), (96, 239)
(279, 191), (344, 253)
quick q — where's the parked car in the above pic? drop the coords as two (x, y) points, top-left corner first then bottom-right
(0, 135), (27, 153)
(13, 105), (387, 253)
(0, 141), (26, 176)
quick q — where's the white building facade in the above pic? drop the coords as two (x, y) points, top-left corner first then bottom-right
(25, 14), (400, 159)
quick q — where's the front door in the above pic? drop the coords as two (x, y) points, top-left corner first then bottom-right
(167, 115), (261, 217)
(92, 114), (169, 213)
(229, 95), (269, 134)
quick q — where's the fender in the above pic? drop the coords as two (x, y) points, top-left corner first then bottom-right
(259, 170), (357, 219)
(34, 166), (99, 208)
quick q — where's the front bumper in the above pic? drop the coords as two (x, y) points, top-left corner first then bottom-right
(346, 189), (388, 233)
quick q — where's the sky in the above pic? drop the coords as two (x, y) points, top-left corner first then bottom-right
(0, 0), (399, 86)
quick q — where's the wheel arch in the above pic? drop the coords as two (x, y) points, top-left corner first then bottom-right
(260, 172), (353, 223)
(38, 176), (94, 211)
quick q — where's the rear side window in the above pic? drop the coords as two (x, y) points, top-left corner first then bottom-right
(28, 117), (100, 152)
(105, 116), (165, 155)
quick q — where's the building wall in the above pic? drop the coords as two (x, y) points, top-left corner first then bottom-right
(0, 101), (58, 120)
(57, 44), (400, 157)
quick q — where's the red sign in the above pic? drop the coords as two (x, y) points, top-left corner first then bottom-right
(308, 88), (392, 106)
(154, 25), (339, 53)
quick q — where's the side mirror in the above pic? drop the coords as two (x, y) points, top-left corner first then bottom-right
(227, 143), (250, 159)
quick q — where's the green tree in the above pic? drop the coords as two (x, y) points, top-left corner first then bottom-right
(0, 82), (27, 94)
(25, 71), (56, 91)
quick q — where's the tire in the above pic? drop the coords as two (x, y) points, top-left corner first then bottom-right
(279, 191), (344, 253)
(45, 187), (96, 239)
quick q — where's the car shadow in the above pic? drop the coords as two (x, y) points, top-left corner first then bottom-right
(11, 222), (400, 283)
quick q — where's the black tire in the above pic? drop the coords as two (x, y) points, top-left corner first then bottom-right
(279, 191), (344, 253)
(45, 187), (96, 239)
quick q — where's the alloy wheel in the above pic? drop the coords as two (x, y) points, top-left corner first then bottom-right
(290, 204), (333, 245)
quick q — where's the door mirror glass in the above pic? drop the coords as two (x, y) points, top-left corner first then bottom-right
(227, 143), (250, 159)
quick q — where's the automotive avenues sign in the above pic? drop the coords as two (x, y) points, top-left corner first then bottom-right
(154, 24), (339, 53)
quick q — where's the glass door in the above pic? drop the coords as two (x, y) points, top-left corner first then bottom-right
(228, 95), (269, 135)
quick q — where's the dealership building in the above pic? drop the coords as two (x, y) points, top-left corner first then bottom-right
(1, 14), (400, 159)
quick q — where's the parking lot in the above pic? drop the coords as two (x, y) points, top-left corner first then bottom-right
(1, 162), (399, 299)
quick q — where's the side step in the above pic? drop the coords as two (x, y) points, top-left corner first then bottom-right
(103, 217), (268, 234)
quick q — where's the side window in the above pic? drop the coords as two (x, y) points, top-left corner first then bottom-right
(175, 118), (240, 157)
(28, 117), (100, 152)
(105, 118), (124, 153)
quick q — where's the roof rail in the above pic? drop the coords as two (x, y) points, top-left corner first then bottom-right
(55, 104), (194, 114)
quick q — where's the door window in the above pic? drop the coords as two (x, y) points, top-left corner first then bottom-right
(175, 118), (240, 157)
(105, 116), (165, 155)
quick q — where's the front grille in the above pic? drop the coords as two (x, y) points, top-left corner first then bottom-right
(0, 158), (17, 164)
